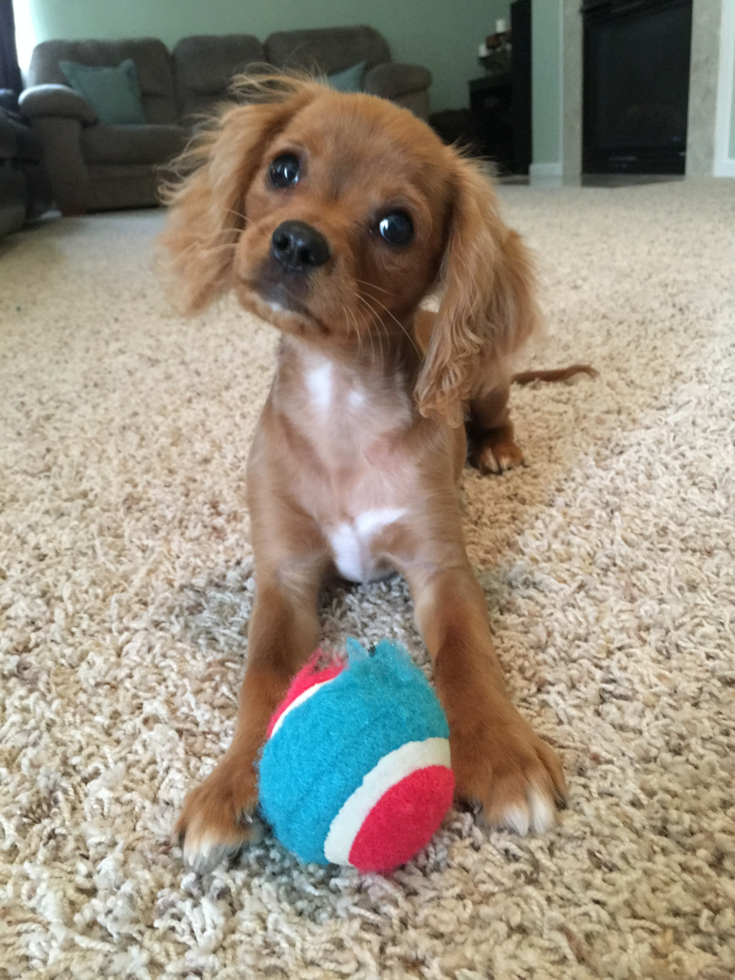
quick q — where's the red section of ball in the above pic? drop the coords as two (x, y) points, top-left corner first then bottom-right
(347, 765), (455, 873)
(266, 649), (345, 738)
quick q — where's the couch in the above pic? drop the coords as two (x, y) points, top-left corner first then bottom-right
(19, 27), (432, 215)
(263, 26), (431, 121)
(0, 89), (52, 237)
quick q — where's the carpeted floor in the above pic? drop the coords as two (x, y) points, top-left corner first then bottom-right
(1, 180), (733, 980)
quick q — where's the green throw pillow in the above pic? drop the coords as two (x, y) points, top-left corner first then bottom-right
(327, 61), (366, 93)
(60, 58), (146, 125)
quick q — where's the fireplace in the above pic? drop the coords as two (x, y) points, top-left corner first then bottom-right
(583, 0), (693, 174)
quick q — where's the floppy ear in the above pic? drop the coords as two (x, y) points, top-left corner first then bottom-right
(158, 77), (316, 315)
(415, 156), (541, 426)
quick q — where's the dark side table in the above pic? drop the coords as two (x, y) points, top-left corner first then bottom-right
(468, 73), (514, 173)
(467, 0), (532, 174)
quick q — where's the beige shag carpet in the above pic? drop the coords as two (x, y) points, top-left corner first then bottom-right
(1, 180), (734, 980)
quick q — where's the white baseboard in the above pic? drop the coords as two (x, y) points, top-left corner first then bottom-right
(714, 0), (735, 177)
(529, 162), (563, 186)
(530, 162), (562, 178)
(713, 159), (735, 177)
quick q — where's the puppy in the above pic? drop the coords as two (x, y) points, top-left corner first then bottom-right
(160, 75), (567, 872)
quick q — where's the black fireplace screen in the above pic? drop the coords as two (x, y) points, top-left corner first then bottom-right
(583, 0), (693, 174)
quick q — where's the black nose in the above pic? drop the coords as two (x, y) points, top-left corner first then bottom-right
(271, 220), (330, 273)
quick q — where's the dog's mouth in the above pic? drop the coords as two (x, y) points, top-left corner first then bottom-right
(252, 279), (311, 318)
(241, 252), (315, 319)
(238, 273), (333, 338)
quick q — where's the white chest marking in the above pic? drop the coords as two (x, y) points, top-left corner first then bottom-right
(305, 361), (334, 412)
(328, 508), (406, 582)
(349, 388), (366, 408)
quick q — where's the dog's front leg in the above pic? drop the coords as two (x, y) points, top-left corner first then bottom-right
(177, 560), (323, 872)
(407, 562), (566, 834)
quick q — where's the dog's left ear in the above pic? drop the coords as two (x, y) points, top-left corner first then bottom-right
(415, 155), (541, 426)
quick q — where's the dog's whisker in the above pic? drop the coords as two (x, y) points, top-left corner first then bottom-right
(357, 293), (385, 363)
(367, 312), (377, 364)
(365, 294), (422, 359)
(363, 304), (378, 365)
(171, 236), (237, 261)
(353, 278), (396, 298)
(341, 303), (363, 360)
(358, 293), (399, 365)
(352, 308), (366, 361)
(222, 207), (247, 223)
(194, 242), (238, 259)
(351, 297), (372, 362)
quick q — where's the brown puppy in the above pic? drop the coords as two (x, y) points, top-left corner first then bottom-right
(160, 75), (567, 872)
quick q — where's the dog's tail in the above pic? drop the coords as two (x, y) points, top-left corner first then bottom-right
(512, 364), (598, 385)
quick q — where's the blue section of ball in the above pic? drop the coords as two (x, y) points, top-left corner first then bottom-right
(258, 639), (449, 865)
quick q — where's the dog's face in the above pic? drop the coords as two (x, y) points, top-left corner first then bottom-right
(231, 92), (453, 346)
(161, 77), (539, 423)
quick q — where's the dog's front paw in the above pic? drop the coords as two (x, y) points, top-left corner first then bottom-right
(176, 755), (264, 874)
(451, 707), (566, 834)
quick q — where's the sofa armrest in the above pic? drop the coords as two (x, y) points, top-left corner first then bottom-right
(19, 84), (97, 125)
(363, 63), (432, 101)
(27, 115), (90, 214)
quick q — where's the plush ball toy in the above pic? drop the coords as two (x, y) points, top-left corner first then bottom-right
(258, 638), (455, 873)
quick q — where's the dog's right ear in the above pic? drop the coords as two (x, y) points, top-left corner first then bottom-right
(159, 77), (316, 316)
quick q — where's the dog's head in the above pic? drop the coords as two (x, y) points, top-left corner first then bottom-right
(160, 75), (539, 425)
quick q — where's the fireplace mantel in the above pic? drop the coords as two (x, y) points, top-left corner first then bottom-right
(530, 0), (735, 182)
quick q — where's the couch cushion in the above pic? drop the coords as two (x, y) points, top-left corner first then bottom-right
(60, 59), (146, 125)
(29, 39), (177, 125)
(264, 26), (391, 76)
(173, 34), (265, 122)
(327, 61), (366, 93)
(81, 123), (188, 165)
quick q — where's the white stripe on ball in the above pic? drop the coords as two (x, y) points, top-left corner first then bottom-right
(270, 676), (338, 738)
(323, 737), (451, 865)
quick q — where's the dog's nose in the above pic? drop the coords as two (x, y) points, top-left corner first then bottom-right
(271, 220), (330, 273)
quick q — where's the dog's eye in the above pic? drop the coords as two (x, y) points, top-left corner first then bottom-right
(269, 153), (300, 188)
(378, 211), (414, 247)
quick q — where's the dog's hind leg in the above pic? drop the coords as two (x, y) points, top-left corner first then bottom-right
(467, 364), (598, 475)
(467, 384), (525, 475)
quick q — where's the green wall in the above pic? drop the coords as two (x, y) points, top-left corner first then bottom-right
(19, 0), (511, 112)
(731, 37), (735, 159)
(531, 0), (561, 165)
